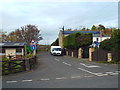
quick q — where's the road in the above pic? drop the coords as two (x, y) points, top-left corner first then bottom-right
(2, 52), (119, 88)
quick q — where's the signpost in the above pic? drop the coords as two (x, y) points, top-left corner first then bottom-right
(30, 40), (36, 55)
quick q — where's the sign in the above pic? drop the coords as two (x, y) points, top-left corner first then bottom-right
(30, 40), (36, 45)
(30, 45), (36, 50)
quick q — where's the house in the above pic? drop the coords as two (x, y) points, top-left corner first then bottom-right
(0, 42), (27, 59)
(58, 30), (110, 48)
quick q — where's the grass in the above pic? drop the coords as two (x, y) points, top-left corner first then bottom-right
(97, 60), (120, 64)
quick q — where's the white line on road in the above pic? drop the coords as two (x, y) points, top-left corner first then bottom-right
(115, 71), (120, 73)
(109, 73), (118, 75)
(77, 68), (95, 75)
(93, 73), (108, 76)
(6, 81), (17, 83)
(84, 75), (93, 78)
(22, 80), (32, 82)
(80, 63), (100, 68)
(56, 77), (67, 80)
(71, 76), (81, 79)
(62, 62), (71, 66)
(54, 58), (60, 61)
(40, 78), (50, 81)
(106, 72), (114, 74)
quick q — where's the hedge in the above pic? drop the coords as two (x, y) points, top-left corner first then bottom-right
(63, 32), (92, 49)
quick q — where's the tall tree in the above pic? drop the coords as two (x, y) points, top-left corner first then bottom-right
(51, 38), (59, 46)
(3, 24), (43, 44)
(91, 25), (97, 31)
(98, 24), (105, 30)
(16, 24), (42, 44)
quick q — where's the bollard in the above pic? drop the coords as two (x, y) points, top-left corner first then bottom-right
(89, 48), (95, 61)
(72, 52), (74, 57)
(107, 53), (112, 62)
(78, 48), (82, 59)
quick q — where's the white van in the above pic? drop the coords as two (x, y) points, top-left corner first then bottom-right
(50, 46), (62, 56)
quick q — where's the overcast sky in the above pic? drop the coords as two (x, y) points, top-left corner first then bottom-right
(0, 0), (118, 45)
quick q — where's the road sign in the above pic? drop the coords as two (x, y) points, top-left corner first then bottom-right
(30, 45), (36, 50)
(30, 40), (36, 45)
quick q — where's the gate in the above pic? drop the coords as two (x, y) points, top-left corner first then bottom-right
(82, 46), (89, 58)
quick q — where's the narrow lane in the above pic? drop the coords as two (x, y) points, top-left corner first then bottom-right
(2, 52), (118, 88)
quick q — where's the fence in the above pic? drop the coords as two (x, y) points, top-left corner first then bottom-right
(92, 48), (120, 61)
(1, 56), (37, 75)
(66, 49), (78, 58)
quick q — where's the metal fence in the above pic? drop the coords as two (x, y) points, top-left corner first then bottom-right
(1, 56), (37, 75)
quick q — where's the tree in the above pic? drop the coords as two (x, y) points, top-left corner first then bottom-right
(51, 38), (59, 46)
(98, 24), (105, 31)
(63, 32), (92, 49)
(5, 24), (42, 45)
(100, 29), (120, 51)
(91, 25), (97, 31)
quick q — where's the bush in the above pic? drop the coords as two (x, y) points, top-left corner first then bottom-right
(100, 29), (120, 51)
(63, 32), (92, 49)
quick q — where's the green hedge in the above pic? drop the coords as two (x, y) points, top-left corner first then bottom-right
(63, 32), (92, 49)
(100, 30), (120, 51)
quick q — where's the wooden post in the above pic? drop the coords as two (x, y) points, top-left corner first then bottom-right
(78, 48), (82, 59)
(25, 59), (30, 71)
(89, 48), (95, 61)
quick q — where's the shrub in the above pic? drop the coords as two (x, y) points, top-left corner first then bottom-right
(63, 32), (92, 49)
(100, 29), (120, 51)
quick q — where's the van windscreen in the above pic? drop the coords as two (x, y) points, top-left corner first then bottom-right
(53, 48), (61, 51)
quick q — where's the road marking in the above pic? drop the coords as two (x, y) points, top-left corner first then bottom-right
(22, 80), (32, 82)
(84, 75), (93, 78)
(71, 76), (81, 79)
(56, 77), (66, 80)
(109, 73), (118, 75)
(40, 78), (50, 81)
(6, 81), (17, 83)
(93, 73), (108, 76)
(54, 58), (60, 61)
(62, 62), (71, 66)
(115, 71), (120, 73)
(106, 72), (114, 74)
(77, 68), (95, 75)
(80, 63), (100, 68)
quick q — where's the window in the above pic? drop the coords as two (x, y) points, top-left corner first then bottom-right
(96, 38), (99, 41)
(2, 48), (5, 53)
(16, 48), (22, 52)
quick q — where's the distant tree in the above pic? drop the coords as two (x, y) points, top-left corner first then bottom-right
(51, 38), (59, 46)
(65, 28), (72, 31)
(98, 24), (105, 31)
(91, 25), (97, 31)
(100, 29), (120, 51)
(6, 24), (43, 45)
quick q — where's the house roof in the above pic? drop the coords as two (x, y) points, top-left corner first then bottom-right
(62, 31), (100, 35)
(0, 42), (26, 47)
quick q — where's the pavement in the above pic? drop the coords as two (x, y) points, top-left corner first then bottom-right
(2, 52), (119, 88)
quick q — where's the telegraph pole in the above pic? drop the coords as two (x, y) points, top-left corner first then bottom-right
(62, 26), (64, 37)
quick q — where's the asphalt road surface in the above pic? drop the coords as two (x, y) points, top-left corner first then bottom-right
(2, 52), (119, 88)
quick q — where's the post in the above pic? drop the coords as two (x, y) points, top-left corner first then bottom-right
(25, 59), (30, 71)
(78, 48), (82, 59)
(33, 50), (36, 56)
(66, 51), (68, 56)
(72, 52), (74, 57)
(89, 48), (95, 61)
(107, 53), (112, 62)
